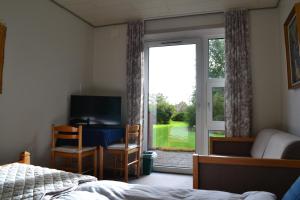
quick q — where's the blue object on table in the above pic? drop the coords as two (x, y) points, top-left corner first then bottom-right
(57, 126), (124, 148)
(83, 127), (124, 147)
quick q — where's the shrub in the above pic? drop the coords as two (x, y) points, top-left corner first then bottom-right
(171, 112), (186, 121)
(185, 105), (195, 126)
(212, 89), (224, 121)
(184, 90), (196, 127)
(157, 103), (175, 124)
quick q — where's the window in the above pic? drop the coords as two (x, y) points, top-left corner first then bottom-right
(208, 38), (225, 79)
(212, 87), (224, 121)
(207, 38), (225, 138)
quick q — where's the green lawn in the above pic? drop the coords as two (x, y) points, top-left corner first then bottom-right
(152, 121), (224, 151)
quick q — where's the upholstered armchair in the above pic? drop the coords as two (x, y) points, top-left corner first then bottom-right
(193, 129), (300, 199)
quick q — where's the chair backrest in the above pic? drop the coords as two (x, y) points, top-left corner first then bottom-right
(250, 129), (278, 158)
(125, 124), (141, 149)
(251, 128), (300, 159)
(52, 125), (83, 150)
(263, 132), (300, 159)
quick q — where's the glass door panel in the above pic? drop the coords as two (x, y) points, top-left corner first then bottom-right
(148, 44), (196, 170)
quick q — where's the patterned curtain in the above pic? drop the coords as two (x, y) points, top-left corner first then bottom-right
(127, 21), (144, 125)
(225, 9), (252, 137)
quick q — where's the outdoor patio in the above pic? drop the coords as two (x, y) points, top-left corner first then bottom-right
(153, 150), (193, 168)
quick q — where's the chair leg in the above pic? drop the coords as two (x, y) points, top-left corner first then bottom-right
(136, 152), (141, 177)
(51, 151), (55, 169)
(64, 157), (69, 171)
(124, 151), (128, 182)
(93, 150), (97, 177)
(99, 147), (104, 180)
(78, 153), (82, 174)
(119, 154), (123, 178)
(113, 156), (117, 178)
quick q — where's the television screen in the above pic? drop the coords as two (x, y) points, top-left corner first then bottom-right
(70, 95), (121, 126)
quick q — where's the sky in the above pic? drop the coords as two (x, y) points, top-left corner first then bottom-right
(149, 44), (196, 105)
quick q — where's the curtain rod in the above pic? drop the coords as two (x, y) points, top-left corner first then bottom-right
(50, 0), (281, 28)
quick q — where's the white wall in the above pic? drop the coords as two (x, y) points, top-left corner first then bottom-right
(250, 9), (282, 133)
(0, 0), (93, 165)
(92, 9), (283, 135)
(279, 0), (300, 136)
(92, 25), (128, 124)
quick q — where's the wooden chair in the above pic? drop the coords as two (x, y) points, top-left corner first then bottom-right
(51, 125), (97, 176)
(105, 124), (142, 182)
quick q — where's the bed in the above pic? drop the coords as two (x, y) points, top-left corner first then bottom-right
(0, 152), (277, 200)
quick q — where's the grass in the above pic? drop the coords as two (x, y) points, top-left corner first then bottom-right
(152, 121), (195, 151)
(152, 121), (224, 151)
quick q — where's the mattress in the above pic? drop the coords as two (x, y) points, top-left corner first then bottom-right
(52, 180), (277, 200)
(0, 163), (96, 200)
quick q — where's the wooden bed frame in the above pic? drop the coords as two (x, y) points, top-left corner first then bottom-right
(18, 151), (31, 164)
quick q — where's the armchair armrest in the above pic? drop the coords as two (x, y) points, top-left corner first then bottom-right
(193, 154), (300, 199)
(209, 137), (255, 156)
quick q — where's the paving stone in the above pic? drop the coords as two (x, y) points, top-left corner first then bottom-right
(153, 150), (193, 168)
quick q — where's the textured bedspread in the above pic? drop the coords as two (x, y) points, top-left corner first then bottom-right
(54, 180), (277, 200)
(0, 163), (277, 200)
(0, 163), (96, 200)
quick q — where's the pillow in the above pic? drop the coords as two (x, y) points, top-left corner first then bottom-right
(282, 177), (300, 200)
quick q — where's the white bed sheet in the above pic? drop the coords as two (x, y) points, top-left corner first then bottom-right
(52, 180), (277, 200)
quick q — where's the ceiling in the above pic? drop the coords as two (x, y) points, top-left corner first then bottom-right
(53, 0), (279, 27)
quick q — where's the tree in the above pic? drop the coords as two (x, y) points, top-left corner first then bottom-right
(174, 101), (188, 112)
(208, 39), (225, 122)
(208, 39), (225, 78)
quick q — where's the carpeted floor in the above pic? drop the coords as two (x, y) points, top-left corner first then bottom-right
(129, 172), (193, 188)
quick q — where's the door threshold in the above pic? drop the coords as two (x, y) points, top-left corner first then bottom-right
(153, 165), (192, 175)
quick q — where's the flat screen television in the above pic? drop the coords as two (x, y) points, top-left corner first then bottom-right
(70, 95), (121, 127)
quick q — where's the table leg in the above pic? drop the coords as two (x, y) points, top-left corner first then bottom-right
(98, 146), (103, 180)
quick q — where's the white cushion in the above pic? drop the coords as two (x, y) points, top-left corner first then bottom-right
(106, 143), (138, 150)
(263, 132), (300, 159)
(251, 129), (279, 158)
(52, 146), (96, 153)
